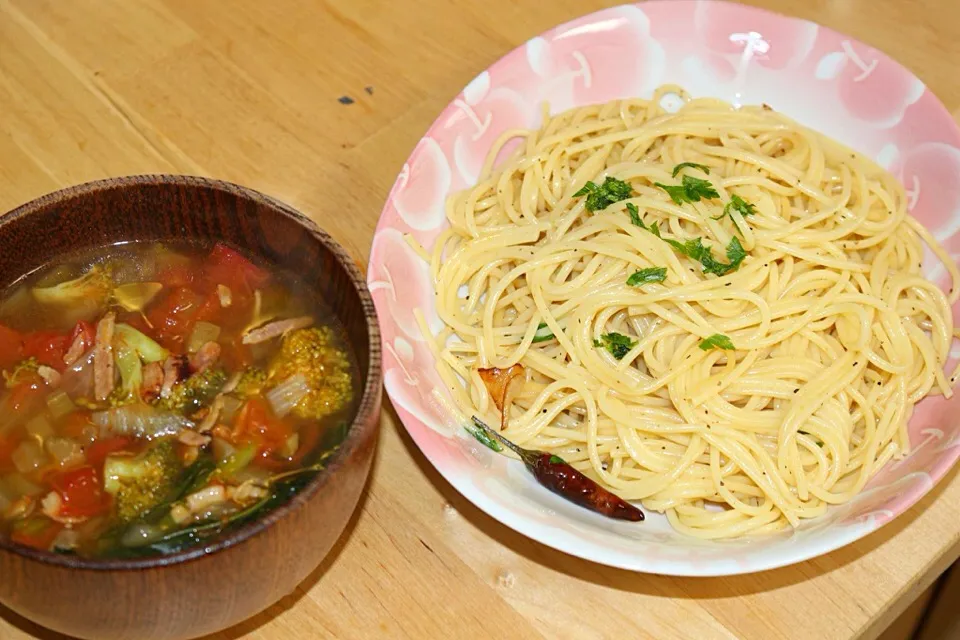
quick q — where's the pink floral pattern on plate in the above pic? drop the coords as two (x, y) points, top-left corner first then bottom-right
(368, 0), (960, 575)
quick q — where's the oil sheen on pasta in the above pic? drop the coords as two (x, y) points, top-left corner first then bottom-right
(418, 85), (960, 539)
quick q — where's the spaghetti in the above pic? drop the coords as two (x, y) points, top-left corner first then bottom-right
(417, 86), (960, 539)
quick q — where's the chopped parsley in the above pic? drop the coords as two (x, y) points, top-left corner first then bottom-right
(654, 175), (720, 205)
(628, 197), (747, 276)
(532, 322), (555, 343)
(626, 267), (667, 286)
(548, 455), (565, 464)
(574, 177), (634, 212)
(653, 227), (746, 277)
(671, 162), (711, 177)
(593, 332), (637, 360)
(699, 334), (735, 351)
(713, 194), (758, 222)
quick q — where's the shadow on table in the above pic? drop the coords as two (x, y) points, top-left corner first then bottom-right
(386, 398), (960, 600)
(0, 436), (379, 640)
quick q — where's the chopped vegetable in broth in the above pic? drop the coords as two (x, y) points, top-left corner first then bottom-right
(0, 241), (359, 558)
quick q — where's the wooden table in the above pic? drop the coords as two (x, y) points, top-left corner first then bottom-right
(0, 1), (957, 638)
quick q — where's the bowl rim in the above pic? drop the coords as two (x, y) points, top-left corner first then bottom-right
(0, 174), (383, 571)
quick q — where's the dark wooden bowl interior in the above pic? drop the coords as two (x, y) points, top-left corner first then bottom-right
(0, 175), (382, 640)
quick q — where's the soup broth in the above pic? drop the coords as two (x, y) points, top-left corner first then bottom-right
(0, 241), (359, 558)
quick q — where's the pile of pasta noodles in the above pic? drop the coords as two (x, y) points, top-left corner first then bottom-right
(415, 86), (960, 539)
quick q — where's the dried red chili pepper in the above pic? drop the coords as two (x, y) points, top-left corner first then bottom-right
(467, 417), (644, 522)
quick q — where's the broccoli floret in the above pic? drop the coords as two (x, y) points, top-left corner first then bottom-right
(233, 366), (267, 397)
(32, 265), (113, 307)
(267, 327), (354, 420)
(157, 368), (227, 414)
(3, 358), (39, 389)
(106, 387), (138, 408)
(103, 439), (182, 522)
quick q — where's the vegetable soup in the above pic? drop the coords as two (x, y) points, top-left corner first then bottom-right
(0, 241), (359, 558)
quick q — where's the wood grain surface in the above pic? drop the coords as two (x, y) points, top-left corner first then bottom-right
(0, 1), (958, 639)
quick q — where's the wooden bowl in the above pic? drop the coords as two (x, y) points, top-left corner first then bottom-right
(0, 175), (382, 640)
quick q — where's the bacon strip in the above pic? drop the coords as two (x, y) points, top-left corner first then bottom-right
(190, 341), (221, 373)
(161, 355), (189, 399)
(141, 362), (164, 401)
(94, 312), (116, 402)
(241, 316), (313, 345)
(63, 333), (86, 368)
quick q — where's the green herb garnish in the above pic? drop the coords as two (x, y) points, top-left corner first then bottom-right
(713, 193), (758, 222)
(660, 234), (746, 277)
(699, 334), (735, 351)
(626, 267), (667, 286)
(594, 332), (637, 360)
(654, 175), (720, 206)
(574, 177), (635, 212)
(532, 322), (555, 343)
(548, 455), (565, 464)
(630, 199), (746, 275)
(672, 162), (711, 177)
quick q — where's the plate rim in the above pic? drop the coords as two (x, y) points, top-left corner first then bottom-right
(369, 0), (960, 575)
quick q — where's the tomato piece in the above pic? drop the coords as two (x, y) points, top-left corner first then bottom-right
(11, 517), (63, 550)
(22, 331), (69, 372)
(0, 324), (22, 369)
(6, 376), (46, 415)
(194, 289), (223, 326)
(157, 264), (196, 290)
(60, 410), (94, 439)
(49, 465), (109, 518)
(234, 398), (293, 457)
(67, 321), (96, 355)
(147, 287), (204, 350)
(220, 338), (253, 370)
(84, 436), (134, 469)
(256, 424), (319, 471)
(205, 243), (269, 296)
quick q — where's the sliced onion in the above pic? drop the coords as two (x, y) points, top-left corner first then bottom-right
(280, 432), (300, 458)
(46, 437), (83, 465)
(186, 485), (226, 513)
(212, 437), (235, 465)
(4, 473), (43, 497)
(187, 322), (221, 354)
(51, 528), (80, 551)
(46, 390), (76, 419)
(12, 441), (47, 474)
(220, 395), (242, 422)
(26, 415), (53, 439)
(265, 374), (310, 418)
(91, 404), (194, 440)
